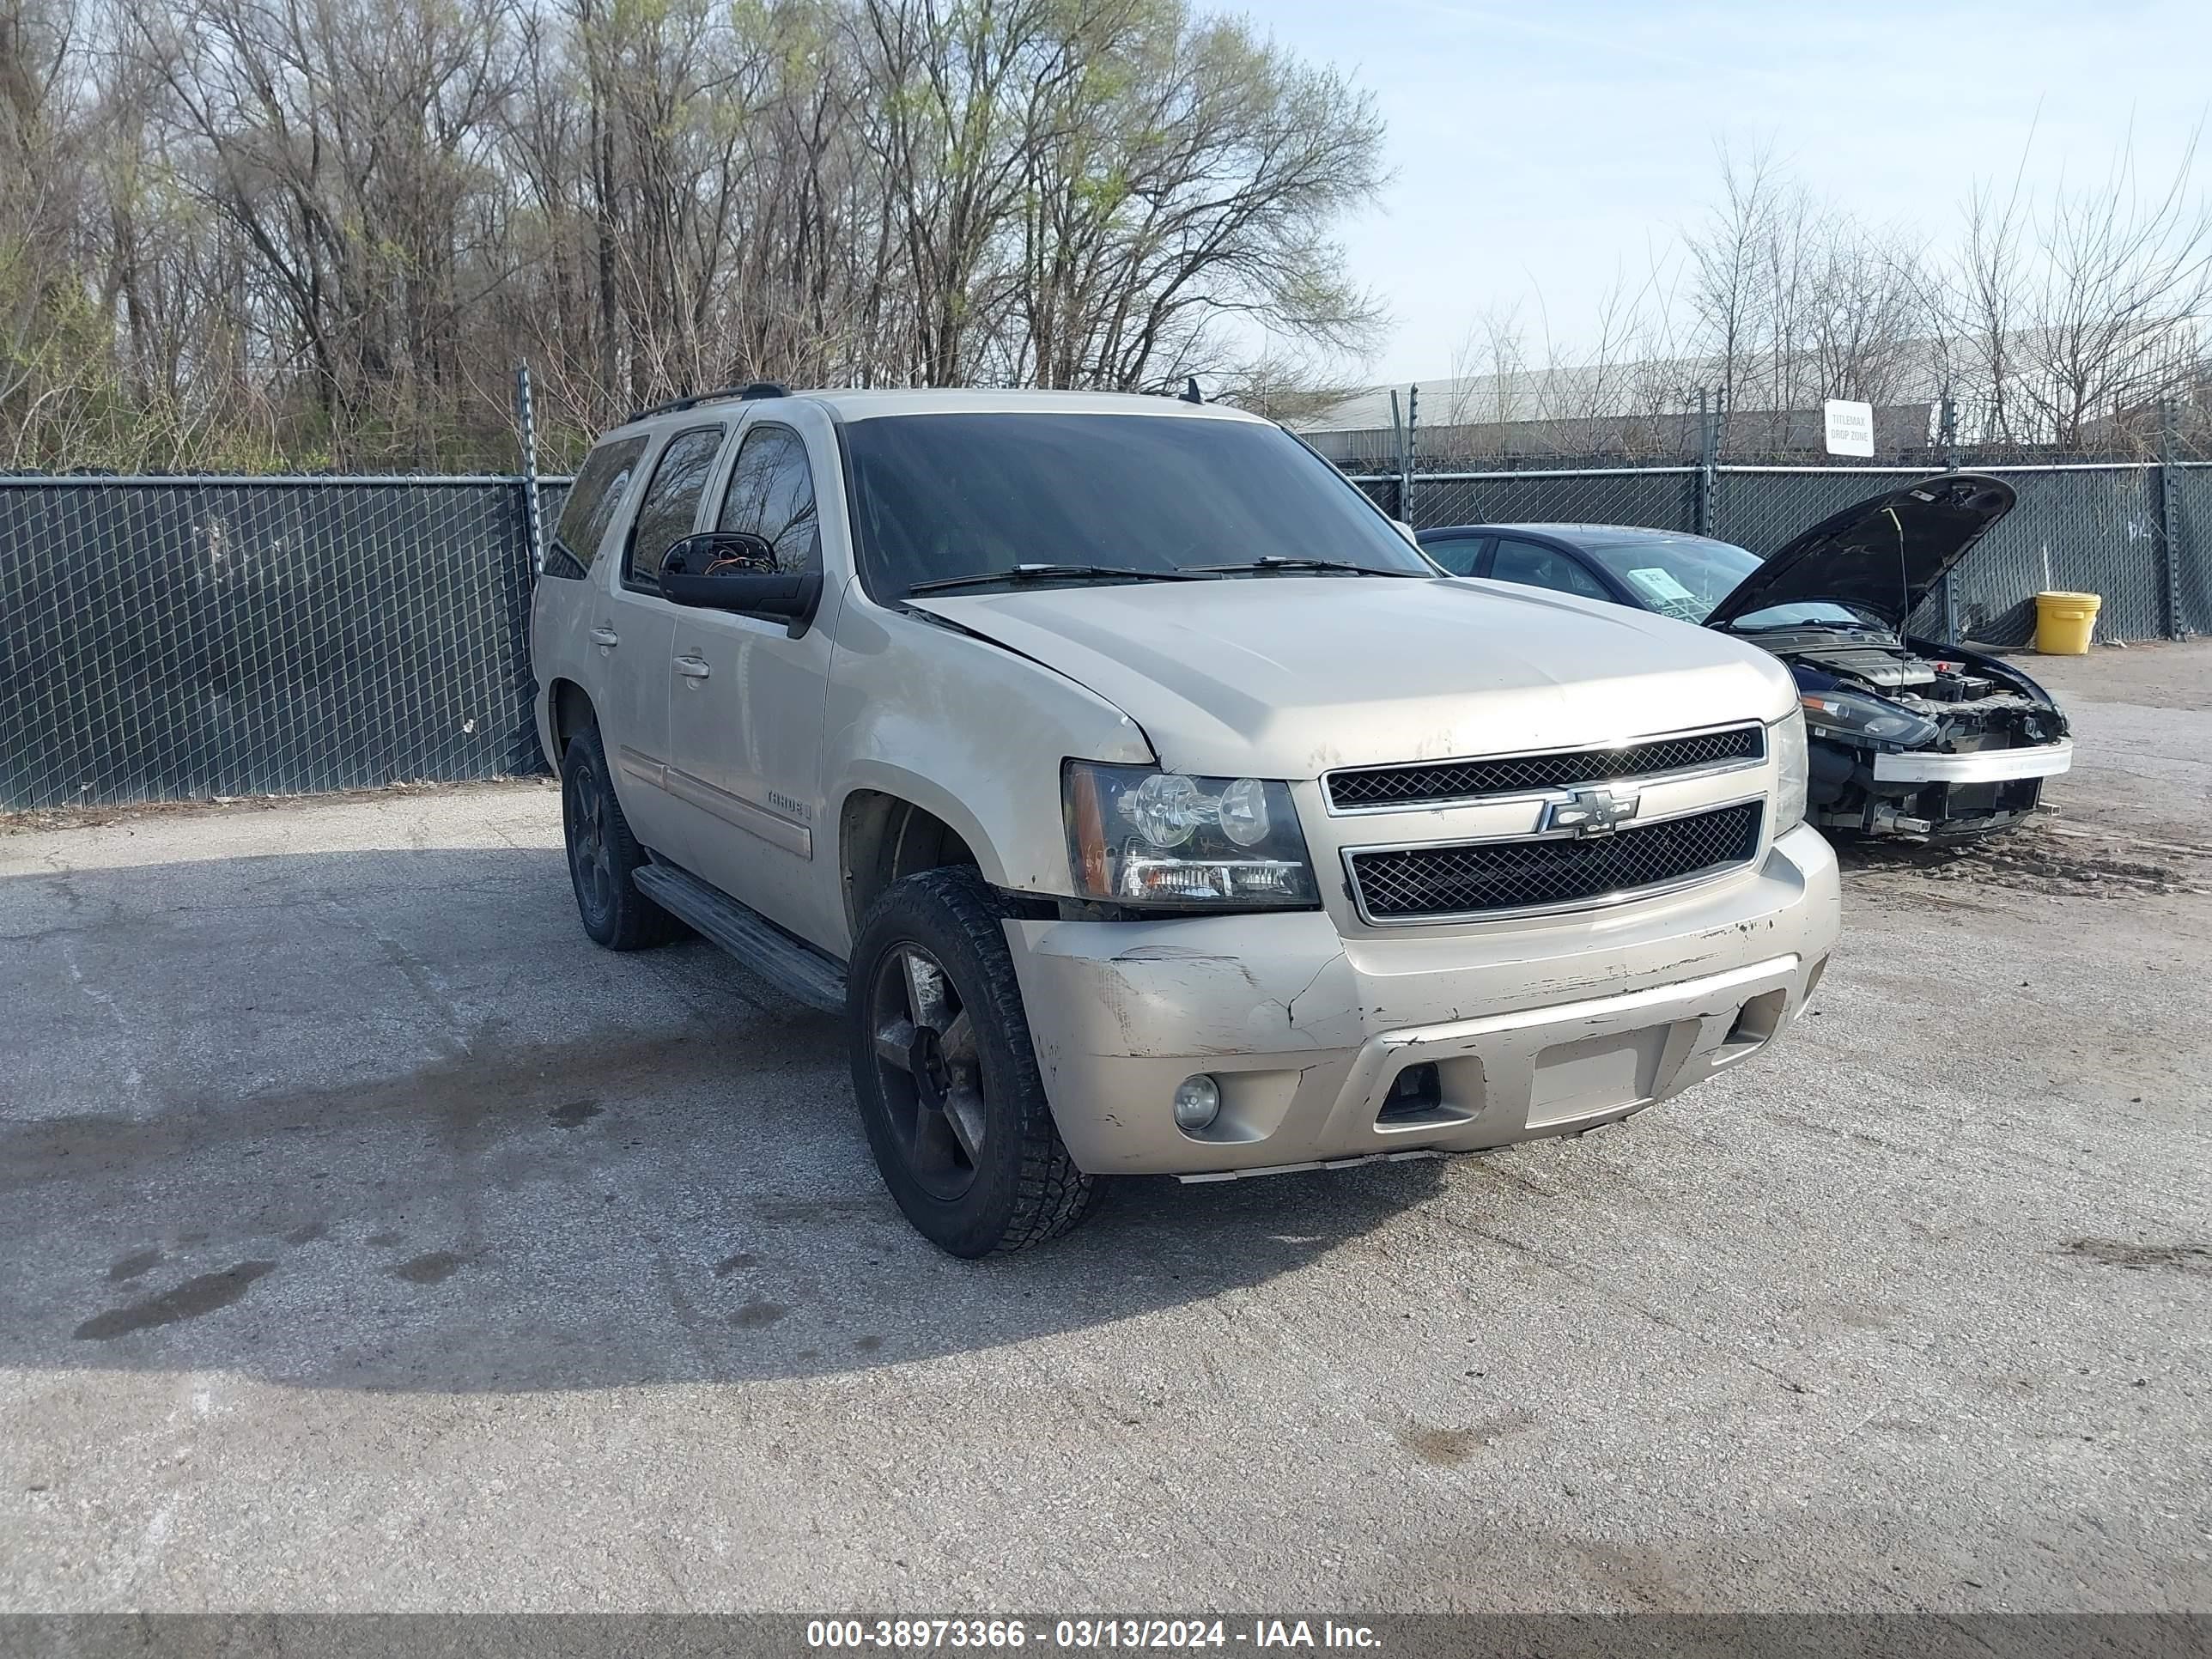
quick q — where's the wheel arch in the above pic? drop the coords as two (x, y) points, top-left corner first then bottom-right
(837, 780), (999, 940)
(546, 678), (595, 772)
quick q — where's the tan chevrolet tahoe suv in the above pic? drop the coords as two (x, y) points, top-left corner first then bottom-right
(531, 386), (1841, 1256)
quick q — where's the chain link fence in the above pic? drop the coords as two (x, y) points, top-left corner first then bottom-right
(1357, 461), (2210, 647)
(2174, 464), (2212, 642)
(0, 476), (551, 809)
(0, 457), (2203, 811)
(1362, 468), (1701, 536)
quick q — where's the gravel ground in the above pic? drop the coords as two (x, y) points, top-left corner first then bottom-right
(1, 646), (2207, 1614)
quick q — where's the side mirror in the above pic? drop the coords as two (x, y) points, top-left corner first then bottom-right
(663, 529), (776, 579)
(659, 532), (823, 635)
(1391, 518), (1418, 544)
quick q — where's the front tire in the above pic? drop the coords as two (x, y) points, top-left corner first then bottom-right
(847, 868), (1098, 1256)
(562, 725), (683, 950)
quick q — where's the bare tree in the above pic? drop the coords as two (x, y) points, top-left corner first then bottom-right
(1441, 301), (1525, 441)
(2, 0), (1391, 468)
(1804, 223), (1926, 404)
(1, 0), (96, 463)
(1681, 143), (1788, 444)
(2015, 129), (2212, 445)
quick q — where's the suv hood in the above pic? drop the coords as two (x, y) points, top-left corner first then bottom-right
(911, 577), (1795, 778)
(1704, 473), (2015, 633)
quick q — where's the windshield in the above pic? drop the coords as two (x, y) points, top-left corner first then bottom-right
(842, 413), (1435, 600)
(1579, 535), (1863, 628)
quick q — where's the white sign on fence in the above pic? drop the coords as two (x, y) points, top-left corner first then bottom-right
(1823, 398), (1875, 457)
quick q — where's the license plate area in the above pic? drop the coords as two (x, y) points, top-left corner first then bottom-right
(1526, 1025), (1680, 1127)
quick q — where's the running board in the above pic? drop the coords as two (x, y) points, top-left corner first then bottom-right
(632, 862), (847, 1013)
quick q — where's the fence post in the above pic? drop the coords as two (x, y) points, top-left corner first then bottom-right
(1405, 384), (1419, 526)
(1693, 388), (1717, 537)
(2158, 398), (2188, 641)
(514, 362), (544, 580)
(1389, 390), (1406, 521)
(1938, 396), (1959, 644)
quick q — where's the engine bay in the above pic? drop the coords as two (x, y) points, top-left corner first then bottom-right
(1760, 629), (2061, 740)
(1784, 636), (1949, 691)
(1760, 625), (2071, 840)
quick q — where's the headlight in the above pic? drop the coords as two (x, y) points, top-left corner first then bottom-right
(1063, 763), (1318, 908)
(1800, 688), (1937, 746)
(1771, 708), (1808, 833)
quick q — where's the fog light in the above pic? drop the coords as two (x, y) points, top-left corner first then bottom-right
(1172, 1073), (1221, 1131)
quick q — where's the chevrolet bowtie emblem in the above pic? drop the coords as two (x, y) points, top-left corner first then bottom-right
(1542, 786), (1640, 837)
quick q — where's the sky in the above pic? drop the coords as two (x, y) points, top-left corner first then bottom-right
(1255, 0), (2212, 384)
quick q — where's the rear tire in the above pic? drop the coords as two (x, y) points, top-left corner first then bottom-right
(847, 867), (1098, 1256)
(562, 725), (683, 951)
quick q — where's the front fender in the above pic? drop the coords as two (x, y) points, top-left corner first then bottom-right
(824, 591), (1154, 898)
(836, 760), (1014, 889)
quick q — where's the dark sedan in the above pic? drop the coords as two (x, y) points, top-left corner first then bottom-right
(1416, 478), (2074, 842)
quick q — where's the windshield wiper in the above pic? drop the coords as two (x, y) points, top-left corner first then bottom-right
(1187, 555), (1427, 579)
(905, 563), (1212, 596)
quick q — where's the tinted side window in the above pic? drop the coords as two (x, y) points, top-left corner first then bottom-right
(717, 425), (821, 574)
(550, 435), (648, 577)
(623, 426), (727, 587)
(1490, 538), (1611, 601)
(1422, 534), (1488, 577)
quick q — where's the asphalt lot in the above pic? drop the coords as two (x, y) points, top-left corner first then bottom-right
(2, 643), (2208, 1613)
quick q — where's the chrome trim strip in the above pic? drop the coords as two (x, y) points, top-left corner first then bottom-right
(1346, 789), (1765, 849)
(1324, 720), (1767, 816)
(1341, 794), (1765, 927)
(1331, 753), (1765, 817)
(664, 766), (813, 859)
(1870, 738), (2073, 784)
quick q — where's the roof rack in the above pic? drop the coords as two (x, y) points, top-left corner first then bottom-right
(627, 381), (789, 422)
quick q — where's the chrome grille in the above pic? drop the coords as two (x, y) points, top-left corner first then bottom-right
(1348, 802), (1764, 921)
(1327, 726), (1764, 811)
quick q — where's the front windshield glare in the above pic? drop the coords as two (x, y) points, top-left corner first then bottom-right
(842, 413), (1435, 599)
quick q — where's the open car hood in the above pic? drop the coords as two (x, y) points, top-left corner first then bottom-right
(1704, 473), (2016, 632)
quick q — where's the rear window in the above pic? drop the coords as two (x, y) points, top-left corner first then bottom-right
(842, 413), (1431, 599)
(549, 435), (649, 576)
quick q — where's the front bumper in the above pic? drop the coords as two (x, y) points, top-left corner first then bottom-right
(1871, 737), (2073, 784)
(1006, 823), (1840, 1176)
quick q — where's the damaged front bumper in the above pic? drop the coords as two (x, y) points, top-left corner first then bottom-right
(1005, 823), (1839, 1177)
(1814, 736), (2073, 840)
(1870, 737), (2073, 784)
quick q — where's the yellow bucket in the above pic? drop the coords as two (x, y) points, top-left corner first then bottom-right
(2034, 590), (2100, 654)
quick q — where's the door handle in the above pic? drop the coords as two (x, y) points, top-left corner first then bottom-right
(675, 654), (712, 680)
(589, 626), (620, 647)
